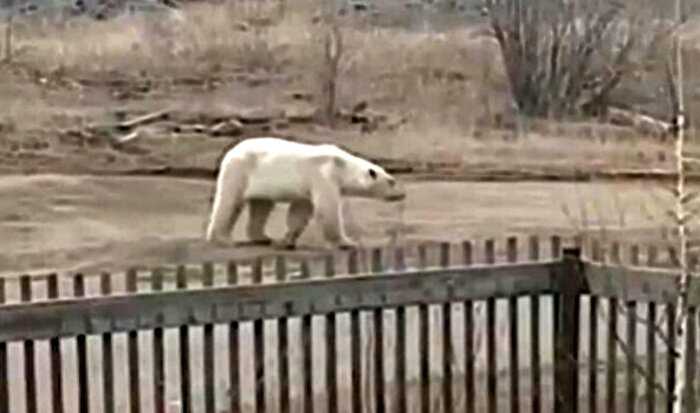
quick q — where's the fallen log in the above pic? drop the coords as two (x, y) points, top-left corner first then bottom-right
(116, 110), (171, 131)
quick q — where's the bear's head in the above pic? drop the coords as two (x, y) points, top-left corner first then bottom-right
(335, 154), (406, 202)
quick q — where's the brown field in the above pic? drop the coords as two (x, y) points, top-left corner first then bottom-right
(2, 0), (700, 183)
(1, 0), (699, 274)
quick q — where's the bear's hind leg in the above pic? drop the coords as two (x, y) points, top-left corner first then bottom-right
(275, 199), (314, 250)
(246, 199), (275, 245)
(205, 167), (246, 246)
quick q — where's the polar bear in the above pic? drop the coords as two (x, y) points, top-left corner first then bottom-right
(205, 137), (406, 250)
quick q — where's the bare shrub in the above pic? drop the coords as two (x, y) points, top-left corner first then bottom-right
(482, 0), (659, 119)
(321, 16), (343, 126)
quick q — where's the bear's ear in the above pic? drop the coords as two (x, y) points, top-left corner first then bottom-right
(333, 156), (346, 168)
(311, 154), (345, 170)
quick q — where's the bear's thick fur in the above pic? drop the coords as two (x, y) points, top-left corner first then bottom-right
(205, 137), (406, 249)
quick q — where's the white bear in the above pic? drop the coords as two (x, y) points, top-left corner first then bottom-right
(205, 137), (406, 250)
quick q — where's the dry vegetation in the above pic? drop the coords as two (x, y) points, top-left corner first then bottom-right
(0, 0), (699, 179)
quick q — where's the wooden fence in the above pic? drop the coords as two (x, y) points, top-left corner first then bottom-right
(0, 235), (696, 413)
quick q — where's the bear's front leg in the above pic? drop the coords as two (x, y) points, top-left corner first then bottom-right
(312, 185), (358, 250)
(274, 199), (314, 250)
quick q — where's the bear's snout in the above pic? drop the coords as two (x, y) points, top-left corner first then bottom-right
(384, 182), (406, 202)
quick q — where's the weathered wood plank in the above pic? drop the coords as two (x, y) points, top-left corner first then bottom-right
(0, 278), (7, 413)
(418, 244), (430, 413)
(126, 270), (140, 413)
(372, 249), (386, 413)
(177, 266), (192, 413)
(299, 260), (313, 413)
(606, 298), (618, 413)
(529, 236), (541, 413)
(0, 262), (558, 343)
(276, 257), (291, 413)
(202, 263), (216, 413)
(349, 251), (362, 413)
(666, 304), (676, 413)
(646, 247), (657, 413)
(626, 301), (638, 413)
(584, 263), (680, 303)
(685, 307), (697, 411)
(20, 275), (37, 413)
(507, 237), (520, 413)
(440, 242), (453, 413)
(324, 255), (337, 413)
(551, 236), (562, 259)
(100, 273), (115, 413)
(151, 269), (166, 413)
(645, 302), (656, 413)
(485, 239), (497, 413)
(74, 274), (89, 413)
(394, 247), (407, 413)
(553, 249), (582, 413)
(463, 241), (475, 413)
(589, 296), (599, 413)
(252, 259), (266, 413)
(227, 262), (240, 413)
(47, 274), (64, 413)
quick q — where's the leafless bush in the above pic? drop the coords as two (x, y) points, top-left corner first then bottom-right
(320, 12), (344, 127)
(3, 11), (12, 62)
(482, 0), (655, 119)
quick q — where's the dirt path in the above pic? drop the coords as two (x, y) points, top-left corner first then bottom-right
(0, 174), (669, 276)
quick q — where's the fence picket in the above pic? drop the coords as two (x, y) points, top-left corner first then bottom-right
(439, 242), (453, 413)
(227, 262), (240, 413)
(666, 305), (676, 413)
(299, 260), (313, 413)
(126, 270), (140, 413)
(177, 266), (192, 413)
(462, 241), (475, 413)
(151, 269), (166, 413)
(202, 262), (216, 413)
(252, 259), (266, 413)
(607, 298), (619, 413)
(394, 247), (407, 413)
(47, 274), (64, 413)
(371, 248), (386, 413)
(507, 237), (520, 413)
(589, 295), (599, 413)
(528, 236), (542, 413)
(73, 274), (88, 413)
(485, 239), (497, 413)
(418, 244), (430, 413)
(276, 257), (291, 413)
(625, 301), (638, 413)
(324, 255), (338, 413)
(685, 307), (697, 411)
(100, 273), (115, 413)
(646, 247), (657, 413)
(20, 275), (37, 413)
(348, 250), (362, 413)
(0, 278), (6, 413)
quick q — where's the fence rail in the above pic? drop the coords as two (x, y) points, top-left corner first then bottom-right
(0, 235), (696, 413)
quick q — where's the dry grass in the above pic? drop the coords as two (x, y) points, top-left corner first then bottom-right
(2, 0), (700, 177)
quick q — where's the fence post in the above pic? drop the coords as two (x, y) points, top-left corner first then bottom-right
(554, 247), (584, 413)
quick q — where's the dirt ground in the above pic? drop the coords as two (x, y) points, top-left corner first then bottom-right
(0, 173), (673, 277)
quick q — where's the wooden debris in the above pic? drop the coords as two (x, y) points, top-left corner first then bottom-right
(209, 120), (243, 137)
(607, 107), (672, 138)
(117, 110), (170, 131)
